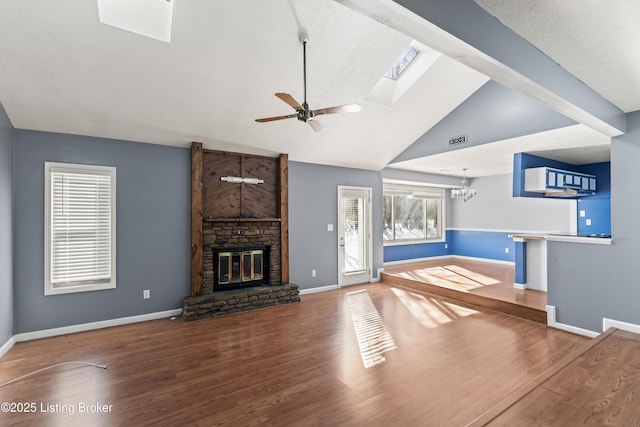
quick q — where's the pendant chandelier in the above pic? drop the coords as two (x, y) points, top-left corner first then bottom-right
(450, 168), (477, 202)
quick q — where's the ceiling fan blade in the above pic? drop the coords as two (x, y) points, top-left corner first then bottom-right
(255, 113), (297, 123)
(275, 93), (303, 111)
(312, 103), (362, 116)
(308, 119), (324, 132)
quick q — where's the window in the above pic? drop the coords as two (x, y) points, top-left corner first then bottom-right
(45, 162), (116, 295)
(384, 45), (420, 80)
(383, 185), (444, 243)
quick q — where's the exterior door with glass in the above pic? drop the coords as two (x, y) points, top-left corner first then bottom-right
(337, 186), (372, 287)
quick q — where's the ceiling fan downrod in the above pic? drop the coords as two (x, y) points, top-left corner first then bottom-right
(254, 33), (361, 132)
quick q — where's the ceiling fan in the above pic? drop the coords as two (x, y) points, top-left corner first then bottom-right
(255, 35), (362, 132)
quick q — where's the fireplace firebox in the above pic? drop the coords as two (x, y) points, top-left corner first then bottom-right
(213, 247), (269, 290)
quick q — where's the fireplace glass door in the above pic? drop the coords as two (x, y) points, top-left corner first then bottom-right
(218, 249), (264, 287)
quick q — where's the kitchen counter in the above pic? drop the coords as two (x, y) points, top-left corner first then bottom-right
(512, 233), (611, 245)
(546, 233), (612, 245)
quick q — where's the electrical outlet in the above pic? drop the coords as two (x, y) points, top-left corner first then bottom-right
(143, 289), (150, 299)
(505, 247), (510, 254)
(586, 219), (592, 226)
(312, 269), (317, 278)
(445, 243), (448, 249)
(580, 210), (586, 217)
(327, 224), (333, 232)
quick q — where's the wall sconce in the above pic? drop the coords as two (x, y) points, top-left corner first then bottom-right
(220, 176), (264, 184)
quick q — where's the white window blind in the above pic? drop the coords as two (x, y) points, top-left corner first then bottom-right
(343, 196), (366, 273)
(45, 162), (116, 295)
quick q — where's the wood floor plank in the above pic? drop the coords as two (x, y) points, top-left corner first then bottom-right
(483, 329), (640, 426)
(383, 258), (547, 323)
(0, 283), (587, 426)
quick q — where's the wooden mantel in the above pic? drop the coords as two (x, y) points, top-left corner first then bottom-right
(190, 142), (289, 296)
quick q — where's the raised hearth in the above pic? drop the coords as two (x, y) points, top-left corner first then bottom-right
(183, 284), (300, 321)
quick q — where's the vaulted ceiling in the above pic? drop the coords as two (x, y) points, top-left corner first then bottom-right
(0, 0), (636, 175)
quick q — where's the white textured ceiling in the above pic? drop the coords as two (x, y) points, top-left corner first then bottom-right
(474, 0), (640, 113)
(0, 0), (487, 170)
(0, 0), (632, 174)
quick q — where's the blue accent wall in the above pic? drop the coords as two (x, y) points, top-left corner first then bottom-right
(448, 230), (514, 262)
(384, 231), (452, 262)
(514, 153), (611, 236)
(384, 229), (514, 263)
(576, 162), (611, 235)
(514, 241), (526, 284)
(0, 102), (13, 347)
(579, 162), (611, 199)
(577, 199), (611, 235)
(513, 152), (585, 198)
(13, 130), (190, 333)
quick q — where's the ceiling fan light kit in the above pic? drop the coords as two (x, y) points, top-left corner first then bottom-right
(255, 35), (361, 131)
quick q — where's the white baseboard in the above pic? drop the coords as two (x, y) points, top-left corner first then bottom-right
(0, 336), (16, 359)
(383, 255), (451, 266)
(546, 305), (599, 338)
(451, 255), (515, 266)
(603, 318), (640, 334)
(299, 284), (339, 295)
(13, 308), (183, 343)
(384, 255), (514, 267)
(514, 283), (527, 290)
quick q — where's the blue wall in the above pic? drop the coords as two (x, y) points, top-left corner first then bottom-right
(513, 153), (611, 235)
(384, 229), (515, 263)
(512, 153), (584, 198)
(0, 103), (13, 348)
(384, 231), (452, 263)
(448, 230), (514, 262)
(513, 153), (610, 199)
(576, 162), (611, 235)
(13, 130), (190, 333)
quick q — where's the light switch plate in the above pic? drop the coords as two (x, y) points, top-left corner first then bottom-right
(327, 224), (333, 231)
(580, 210), (586, 217)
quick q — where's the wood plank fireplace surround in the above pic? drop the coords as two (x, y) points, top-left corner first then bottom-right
(183, 142), (299, 320)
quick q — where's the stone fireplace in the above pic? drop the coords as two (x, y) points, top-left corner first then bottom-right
(183, 145), (299, 320)
(203, 220), (280, 293)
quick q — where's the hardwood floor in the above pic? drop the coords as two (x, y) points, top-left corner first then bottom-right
(473, 328), (640, 426)
(0, 283), (587, 426)
(383, 258), (547, 323)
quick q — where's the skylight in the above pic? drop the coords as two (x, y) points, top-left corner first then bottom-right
(384, 45), (420, 80)
(367, 41), (441, 106)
